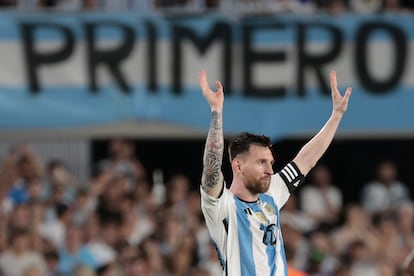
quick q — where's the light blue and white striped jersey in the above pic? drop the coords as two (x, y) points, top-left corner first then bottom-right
(201, 162), (304, 276)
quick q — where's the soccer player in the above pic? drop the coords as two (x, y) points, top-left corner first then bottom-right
(199, 69), (351, 276)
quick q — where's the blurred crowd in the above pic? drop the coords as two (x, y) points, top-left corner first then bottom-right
(0, 138), (413, 276)
(0, 0), (413, 14)
(0, 139), (221, 276)
(283, 161), (414, 276)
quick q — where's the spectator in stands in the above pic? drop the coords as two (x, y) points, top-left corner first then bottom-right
(315, 0), (347, 14)
(74, 265), (96, 276)
(0, 228), (47, 276)
(307, 229), (339, 274)
(331, 203), (378, 256)
(7, 144), (44, 206)
(349, 0), (382, 13)
(299, 164), (343, 228)
(382, 0), (401, 12)
(372, 213), (403, 266)
(186, 190), (211, 251)
(0, 173), (14, 216)
(27, 200), (47, 246)
(95, 174), (126, 226)
(96, 138), (147, 184)
(139, 236), (166, 275)
(199, 241), (222, 275)
(158, 209), (188, 256)
(72, 188), (96, 226)
(83, 0), (99, 9)
(361, 159), (410, 216)
(123, 255), (149, 276)
(281, 194), (317, 233)
(26, 177), (44, 202)
(281, 222), (310, 271)
(44, 249), (59, 276)
(84, 214), (117, 269)
(96, 261), (121, 276)
(22, 265), (44, 276)
(347, 239), (383, 276)
(45, 159), (79, 205)
(119, 193), (154, 246)
(168, 246), (194, 274)
(99, 218), (123, 251)
(134, 177), (157, 214)
(115, 240), (138, 268)
(57, 224), (97, 274)
(286, 243), (309, 276)
(164, 173), (191, 215)
(397, 201), (414, 249)
(9, 203), (31, 230)
(39, 203), (72, 249)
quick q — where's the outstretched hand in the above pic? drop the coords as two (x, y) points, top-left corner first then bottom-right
(330, 70), (352, 115)
(199, 69), (224, 112)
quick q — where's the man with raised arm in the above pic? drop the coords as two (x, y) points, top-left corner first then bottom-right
(199, 70), (351, 276)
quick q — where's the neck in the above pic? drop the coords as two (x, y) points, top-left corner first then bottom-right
(230, 182), (259, 202)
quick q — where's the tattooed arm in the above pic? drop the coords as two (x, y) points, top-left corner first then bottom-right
(199, 70), (225, 198)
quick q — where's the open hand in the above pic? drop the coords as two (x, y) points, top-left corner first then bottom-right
(199, 69), (224, 112)
(330, 70), (352, 115)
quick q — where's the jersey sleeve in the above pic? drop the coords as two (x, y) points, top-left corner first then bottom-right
(200, 184), (231, 227)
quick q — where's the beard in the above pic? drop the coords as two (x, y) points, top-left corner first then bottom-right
(245, 176), (271, 195)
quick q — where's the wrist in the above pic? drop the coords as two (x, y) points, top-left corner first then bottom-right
(331, 110), (344, 120)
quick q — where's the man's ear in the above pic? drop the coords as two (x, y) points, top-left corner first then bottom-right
(232, 158), (242, 174)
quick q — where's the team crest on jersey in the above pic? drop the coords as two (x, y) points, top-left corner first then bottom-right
(263, 203), (275, 215)
(255, 212), (268, 224)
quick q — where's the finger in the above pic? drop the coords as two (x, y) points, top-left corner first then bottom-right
(341, 87), (352, 107)
(330, 70), (337, 93)
(215, 80), (223, 93)
(199, 69), (209, 91)
(344, 87), (352, 101)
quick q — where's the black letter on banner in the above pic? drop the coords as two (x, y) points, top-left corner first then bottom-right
(243, 22), (286, 98)
(85, 22), (135, 93)
(20, 23), (74, 94)
(146, 21), (158, 92)
(297, 22), (342, 96)
(172, 22), (232, 94)
(355, 22), (406, 93)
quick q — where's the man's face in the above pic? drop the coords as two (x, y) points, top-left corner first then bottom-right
(238, 145), (274, 194)
(13, 234), (29, 254)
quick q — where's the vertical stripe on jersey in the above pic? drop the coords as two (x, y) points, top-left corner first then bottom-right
(276, 206), (288, 276)
(259, 194), (278, 275)
(212, 239), (227, 273)
(235, 199), (256, 275)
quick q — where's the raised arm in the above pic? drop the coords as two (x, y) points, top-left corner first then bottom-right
(293, 70), (352, 176)
(199, 70), (225, 198)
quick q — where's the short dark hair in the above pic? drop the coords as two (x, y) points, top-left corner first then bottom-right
(9, 227), (29, 242)
(228, 132), (272, 161)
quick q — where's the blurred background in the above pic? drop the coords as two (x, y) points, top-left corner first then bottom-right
(0, 0), (414, 275)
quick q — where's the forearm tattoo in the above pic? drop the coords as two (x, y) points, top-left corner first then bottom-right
(202, 111), (224, 193)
